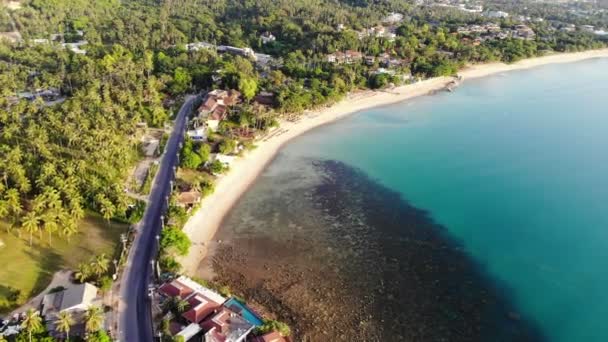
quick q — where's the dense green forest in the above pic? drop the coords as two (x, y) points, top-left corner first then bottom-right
(1, 0), (606, 247)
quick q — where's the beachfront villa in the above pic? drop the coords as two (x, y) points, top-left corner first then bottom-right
(157, 276), (277, 342)
(198, 90), (241, 132)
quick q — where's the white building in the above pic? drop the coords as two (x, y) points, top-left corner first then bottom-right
(41, 283), (99, 317)
(187, 128), (207, 141)
(260, 32), (276, 44)
(212, 154), (236, 168)
(186, 42), (215, 51)
(485, 10), (509, 18)
(62, 41), (88, 55)
(383, 12), (404, 24)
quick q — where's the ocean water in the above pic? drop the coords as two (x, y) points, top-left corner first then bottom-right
(282, 58), (608, 341)
(210, 58), (608, 341)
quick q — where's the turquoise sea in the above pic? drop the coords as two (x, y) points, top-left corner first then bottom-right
(211, 58), (608, 340)
(283, 58), (608, 341)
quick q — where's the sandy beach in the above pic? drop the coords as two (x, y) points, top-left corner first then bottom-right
(178, 48), (608, 275)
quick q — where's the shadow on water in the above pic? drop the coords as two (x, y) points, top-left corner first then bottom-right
(312, 160), (546, 342)
(211, 159), (547, 342)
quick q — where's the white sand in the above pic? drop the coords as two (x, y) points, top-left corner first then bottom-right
(178, 48), (608, 275)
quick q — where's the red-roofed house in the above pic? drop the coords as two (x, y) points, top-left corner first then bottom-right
(223, 90), (242, 106)
(201, 308), (254, 342)
(158, 279), (194, 300)
(182, 292), (223, 324)
(206, 105), (228, 131)
(199, 97), (218, 114)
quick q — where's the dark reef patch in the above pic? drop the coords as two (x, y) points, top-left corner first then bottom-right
(209, 159), (546, 342)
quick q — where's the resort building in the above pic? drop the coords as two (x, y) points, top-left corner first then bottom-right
(218, 45), (256, 60)
(325, 50), (363, 64)
(513, 24), (536, 40)
(200, 307), (254, 342)
(383, 12), (404, 24)
(156, 276), (285, 342)
(198, 90), (241, 132)
(158, 276), (196, 299)
(183, 292), (224, 324)
(485, 10), (509, 18)
(186, 42), (215, 51)
(61, 41), (88, 55)
(261, 32), (276, 44)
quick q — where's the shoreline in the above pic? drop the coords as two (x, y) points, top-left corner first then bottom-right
(178, 48), (608, 275)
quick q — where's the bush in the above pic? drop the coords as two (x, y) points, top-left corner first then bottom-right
(199, 178), (215, 197)
(160, 227), (191, 256)
(217, 285), (232, 298)
(190, 276), (211, 288)
(159, 255), (181, 273)
(159, 133), (170, 153)
(140, 164), (159, 194)
(98, 276), (113, 292)
(209, 160), (227, 174)
(86, 330), (112, 342)
(180, 138), (203, 169)
(219, 139), (237, 154)
(254, 319), (291, 337)
(121, 200), (146, 223)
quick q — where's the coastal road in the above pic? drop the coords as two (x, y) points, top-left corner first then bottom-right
(118, 95), (199, 342)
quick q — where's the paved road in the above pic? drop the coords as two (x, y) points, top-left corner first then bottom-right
(118, 95), (199, 342)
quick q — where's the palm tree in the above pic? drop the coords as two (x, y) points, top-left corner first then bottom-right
(74, 263), (91, 283)
(84, 306), (104, 334)
(96, 195), (115, 227)
(21, 308), (42, 342)
(91, 254), (110, 277)
(176, 298), (190, 313)
(70, 204), (85, 222)
(21, 211), (40, 246)
(55, 311), (74, 340)
(61, 218), (78, 243)
(0, 200), (9, 220)
(43, 211), (59, 246)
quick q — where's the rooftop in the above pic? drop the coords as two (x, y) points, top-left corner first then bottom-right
(41, 283), (98, 316)
(159, 278), (195, 299)
(202, 307), (255, 342)
(174, 276), (226, 304)
(183, 293), (223, 323)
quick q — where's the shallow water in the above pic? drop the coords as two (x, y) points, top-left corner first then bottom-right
(209, 58), (608, 341)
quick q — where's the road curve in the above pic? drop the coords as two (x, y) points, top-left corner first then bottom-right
(118, 95), (199, 342)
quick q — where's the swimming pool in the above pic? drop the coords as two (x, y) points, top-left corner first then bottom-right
(223, 298), (264, 326)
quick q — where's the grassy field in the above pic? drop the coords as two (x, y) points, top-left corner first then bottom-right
(0, 214), (128, 314)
